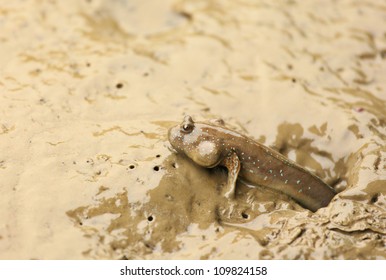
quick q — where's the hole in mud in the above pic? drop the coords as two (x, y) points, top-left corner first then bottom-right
(259, 239), (269, 247)
(171, 162), (178, 168)
(278, 144), (288, 154)
(291, 78), (297, 83)
(153, 166), (160, 171)
(129, 165), (135, 170)
(156, 154), (161, 158)
(147, 216), (154, 222)
(144, 242), (154, 249)
(370, 193), (379, 204)
(116, 83), (123, 89)
(259, 249), (274, 258)
(79, 222), (83, 226)
(241, 212), (249, 219)
(177, 11), (193, 21)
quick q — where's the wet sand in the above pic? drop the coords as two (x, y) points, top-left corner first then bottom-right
(0, 0), (385, 259)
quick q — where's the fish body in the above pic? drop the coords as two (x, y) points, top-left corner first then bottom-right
(168, 116), (336, 211)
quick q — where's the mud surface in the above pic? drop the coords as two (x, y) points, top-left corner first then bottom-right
(0, 0), (385, 259)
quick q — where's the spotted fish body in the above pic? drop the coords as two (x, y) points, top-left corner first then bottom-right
(168, 116), (336, 212)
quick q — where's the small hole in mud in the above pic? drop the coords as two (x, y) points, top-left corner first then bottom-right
(147, 216), (154, 222)
(156, 154), (161, 158)
(153, 166), (160, 171)
(129, 165), (135, 169)
(116, 83), (123, 89)
(79, 222), (83, 226)
(259, 249), (274, 258)
(177, 11), (193, 20)
(292, 78), (297, 83)
(241, 212), (249, 219)
(370, 193), (379, 204)
(172, 162), (178, 168)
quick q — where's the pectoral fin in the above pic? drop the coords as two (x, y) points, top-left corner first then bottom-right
(221, 152), (241, 199)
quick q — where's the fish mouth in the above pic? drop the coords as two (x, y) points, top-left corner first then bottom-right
(165, 132), (179, 153)
(167, 126), (183, 151)
(166, 142), (177, 153)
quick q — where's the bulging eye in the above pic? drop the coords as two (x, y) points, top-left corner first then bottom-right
(181, 123), (194, 133)
(180, 115), (195, 134)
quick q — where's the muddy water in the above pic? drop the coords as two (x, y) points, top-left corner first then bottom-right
(0, 0), (385, 259)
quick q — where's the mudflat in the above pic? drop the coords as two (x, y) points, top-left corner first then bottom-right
(0, 0), (385, 259)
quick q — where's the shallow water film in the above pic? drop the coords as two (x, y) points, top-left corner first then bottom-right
(0, 0), (385, 259)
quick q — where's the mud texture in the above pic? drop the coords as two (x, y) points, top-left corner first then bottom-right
(0, 0), (385, 259)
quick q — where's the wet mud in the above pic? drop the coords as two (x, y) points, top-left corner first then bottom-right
(0, 0), (385, 259)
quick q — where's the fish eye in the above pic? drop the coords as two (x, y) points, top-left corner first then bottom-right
(180, 115), (195, 134)
(181, 123), (194, 133)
